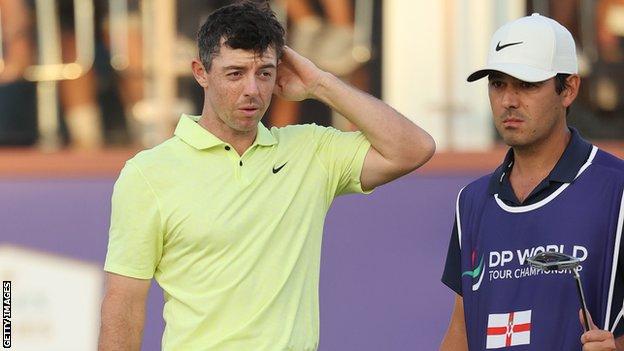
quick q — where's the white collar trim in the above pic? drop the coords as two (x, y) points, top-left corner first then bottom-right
(494, 146), (598, 213)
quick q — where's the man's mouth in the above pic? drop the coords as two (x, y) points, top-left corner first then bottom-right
(238, 106), (260, 116)
(502, 117), (524, 127)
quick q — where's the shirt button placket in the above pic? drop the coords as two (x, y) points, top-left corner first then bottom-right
(238, 157), (251, 186)
(224, 145), (241, 180)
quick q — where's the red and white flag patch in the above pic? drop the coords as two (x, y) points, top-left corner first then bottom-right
(486, 310), (531, 349)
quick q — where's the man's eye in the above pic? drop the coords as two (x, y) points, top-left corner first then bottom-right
(228, 72), (242, 77)
(490, 81), (503, 88)
(520, 82), (537, 89)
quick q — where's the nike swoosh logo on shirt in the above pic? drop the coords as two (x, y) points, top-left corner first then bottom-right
(272, 162), (287, 174)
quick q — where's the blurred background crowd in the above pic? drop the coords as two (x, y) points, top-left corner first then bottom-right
(0, 0), (380, 150)
(1, 0), (622, 153)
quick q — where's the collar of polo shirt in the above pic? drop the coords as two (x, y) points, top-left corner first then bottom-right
(174, 114), (277, 150)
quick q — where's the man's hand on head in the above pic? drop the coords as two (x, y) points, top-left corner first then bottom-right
(274, 46), (327, 102)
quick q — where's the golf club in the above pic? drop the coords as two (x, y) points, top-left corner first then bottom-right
(527, 251), (590, 332)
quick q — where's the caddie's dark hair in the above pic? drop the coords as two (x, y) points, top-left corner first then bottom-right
(554, 73), (571, 95)
(197, 1), (285, 70)
(554, 73), (572, 116)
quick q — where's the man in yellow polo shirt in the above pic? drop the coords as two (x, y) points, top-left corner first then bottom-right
(98, 2), (435, 350)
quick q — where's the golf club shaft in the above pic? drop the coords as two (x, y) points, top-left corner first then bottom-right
(573, 269), (590, 332)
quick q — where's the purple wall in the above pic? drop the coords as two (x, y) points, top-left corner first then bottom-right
(0, 173), (478, 350)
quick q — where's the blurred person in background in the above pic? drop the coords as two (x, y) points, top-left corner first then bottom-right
(593, 0), (624, 121)
(58, 0), (105, 149)
(440, 14), (624, 350)
(597, 0), (624, 63)
(57, 0), (145, 148)
(0, 0), (32, 83)
(57, 0), (236, 148)
(269, 0), (367, 129)
(100, 0), (145, 145)
(0, 0), (37, 145)
(99, 1), (434, 350)
(542, 0), (624, 139)
(286, 0), (359, 75)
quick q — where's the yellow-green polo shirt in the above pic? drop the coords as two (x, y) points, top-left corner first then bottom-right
(104, 114), (372, 350)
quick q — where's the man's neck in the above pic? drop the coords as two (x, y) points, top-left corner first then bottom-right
(508, 127), (571, 203)
(198, 113), (257, 155)
(512, 127), (571, 177)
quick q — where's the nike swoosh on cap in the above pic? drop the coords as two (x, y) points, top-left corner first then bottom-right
(495, 41), (523, 51)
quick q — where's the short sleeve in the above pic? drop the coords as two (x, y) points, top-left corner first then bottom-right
(441, 220), (463, 296)
(104, 161), (164, 279)
(314, 126), (372, 196)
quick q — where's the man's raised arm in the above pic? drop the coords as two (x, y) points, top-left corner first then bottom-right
(275, 47), (436, 191)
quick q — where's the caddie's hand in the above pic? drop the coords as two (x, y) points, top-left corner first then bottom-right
(580, 309), (616, 351)
(274, 46), (326, 102)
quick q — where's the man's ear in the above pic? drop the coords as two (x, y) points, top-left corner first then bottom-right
(562, 74), (580, 108)
(192, 59), (209, 88)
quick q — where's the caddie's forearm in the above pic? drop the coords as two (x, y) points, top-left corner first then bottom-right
(312, 72), (435, 169)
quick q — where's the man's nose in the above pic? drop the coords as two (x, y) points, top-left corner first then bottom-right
(501, 87), (520, 109)
(242, 75), (260, 97)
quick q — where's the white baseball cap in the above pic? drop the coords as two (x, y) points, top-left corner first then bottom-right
(467, 13), (578, 83)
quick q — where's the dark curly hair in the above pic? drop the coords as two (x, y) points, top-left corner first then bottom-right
(197, 1), (285, 70)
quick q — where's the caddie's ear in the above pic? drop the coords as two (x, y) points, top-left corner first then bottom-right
(192, 58), (210, 88)
(561, 74), (580, 108)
